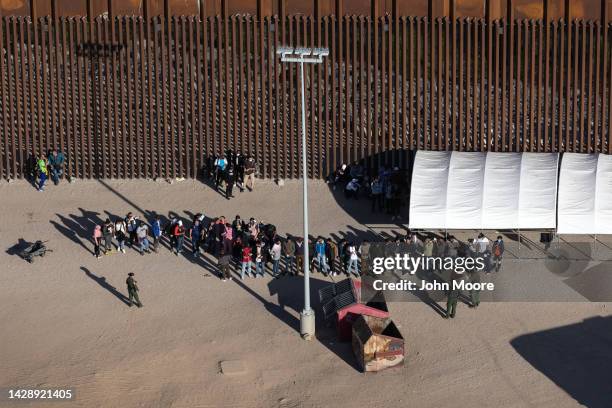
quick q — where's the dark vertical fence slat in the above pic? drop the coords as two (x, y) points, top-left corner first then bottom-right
(387, 15), (393, 160)
(602, 21), (609, 154)
(68, 19), (77, 177)
(350, 14), (355, 164)
(608, 23), (612, 154)
(586, 22), (594, 153)
(231, 16), (238, 174)
(252, 16), (258, 166)
(202, 16), (209, 169)
(564, 19), (571, 152)
(466, 19), (471, 150)
(197, 16), (205, 174)
(117, 18), (126, 178)
(53, 16), (61, 166)
(8, 18), (17, 178)
(19, 18), (28, 176)
(479, 19), (485, 151)
(571, 21), (579, 153)
(245, 17), (251, 165)
(180, 17), (188, 178)
(516, 19), (522, 153)
(401, 17), (407, 152)
(589, 21), (605, 152)
(0, 16), (4, 179)
(13, 18), (23, 177)
(59, 18), (69, 176)
(33, 18), (42, 165)
(553, 21), (561, 152)
(146, 17), (155, 178)
(269, 16), (276, 178)
(535, 19), (542, 153)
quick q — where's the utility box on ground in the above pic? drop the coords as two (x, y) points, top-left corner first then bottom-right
(318, 278), (389, 341)
(352, 315), (404, 372)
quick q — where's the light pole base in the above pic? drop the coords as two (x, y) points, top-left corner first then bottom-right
(300, 309), (315, 340)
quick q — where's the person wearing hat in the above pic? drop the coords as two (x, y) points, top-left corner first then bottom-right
(445, 275), (459, 319)
(126, 273), (142, 308)
(172, 220), (186, 255)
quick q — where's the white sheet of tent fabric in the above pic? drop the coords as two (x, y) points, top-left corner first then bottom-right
(410, 151), (559, 230)
(518, 153), (559, 229)
(595, 154), (612, 233)
(408, 151), (451, 229)
(445, 152), (486, 229)
(557, 153), (597, 234)
(482, 153), (521, 229)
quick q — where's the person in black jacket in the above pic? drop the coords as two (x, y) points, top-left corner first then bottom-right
(225, 166), (235, 199)
(235, 153), (245, 192)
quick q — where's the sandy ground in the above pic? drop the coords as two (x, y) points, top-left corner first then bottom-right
(1, 178), (611, 408)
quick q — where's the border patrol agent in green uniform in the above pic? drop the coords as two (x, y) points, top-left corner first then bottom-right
(126, 272), (143, 308)
(446, 287), (459, 319)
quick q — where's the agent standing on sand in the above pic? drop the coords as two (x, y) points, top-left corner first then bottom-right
(126, 273), (142, 307)
(445, 276), (459, 319)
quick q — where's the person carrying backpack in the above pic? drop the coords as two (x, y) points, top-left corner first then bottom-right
(283, 237), (296, 276)
(325, 238), (338, 276)
(102, 219), (115, 253)
(115, 218), (127, 254)
(173, 220), (186, 255)
(225, 166), (235, 199)
(214, 154), (228, 189)
(492, 236), (505, 273)
(315, 238), (329, 276)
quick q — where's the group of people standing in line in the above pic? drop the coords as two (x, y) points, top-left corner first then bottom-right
(90, 210), (371, 282)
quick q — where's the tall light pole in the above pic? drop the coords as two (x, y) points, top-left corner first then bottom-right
(277, 46), (329, 340)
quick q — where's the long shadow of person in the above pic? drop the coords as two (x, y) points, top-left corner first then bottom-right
(80, 266), (131, 306)
(50, 218), (93, 254)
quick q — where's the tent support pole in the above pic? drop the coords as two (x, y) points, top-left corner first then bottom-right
(518, 229), (521, 260)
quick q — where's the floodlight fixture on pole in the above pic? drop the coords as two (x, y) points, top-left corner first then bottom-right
(276, 45), (329, 341)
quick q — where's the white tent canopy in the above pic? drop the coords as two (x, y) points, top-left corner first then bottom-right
(557, 153), (612, 234)
(409, 151), (559, 230)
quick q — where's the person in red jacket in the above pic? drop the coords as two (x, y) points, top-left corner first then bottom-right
(241, 245), (252, 279)
(173, 220), (186, 255)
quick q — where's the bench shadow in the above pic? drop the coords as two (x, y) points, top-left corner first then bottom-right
(6, 238), (33, 256)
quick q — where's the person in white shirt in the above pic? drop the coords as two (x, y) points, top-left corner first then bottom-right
(475, 233), (490, 254)
(114, 219), (127, 253)
(347, 243), (360, 277)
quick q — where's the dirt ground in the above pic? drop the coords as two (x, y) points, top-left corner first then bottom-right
(1, 178), (610, 408)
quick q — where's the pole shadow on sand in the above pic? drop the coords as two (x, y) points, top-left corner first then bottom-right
(232, 274), (360, 370)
